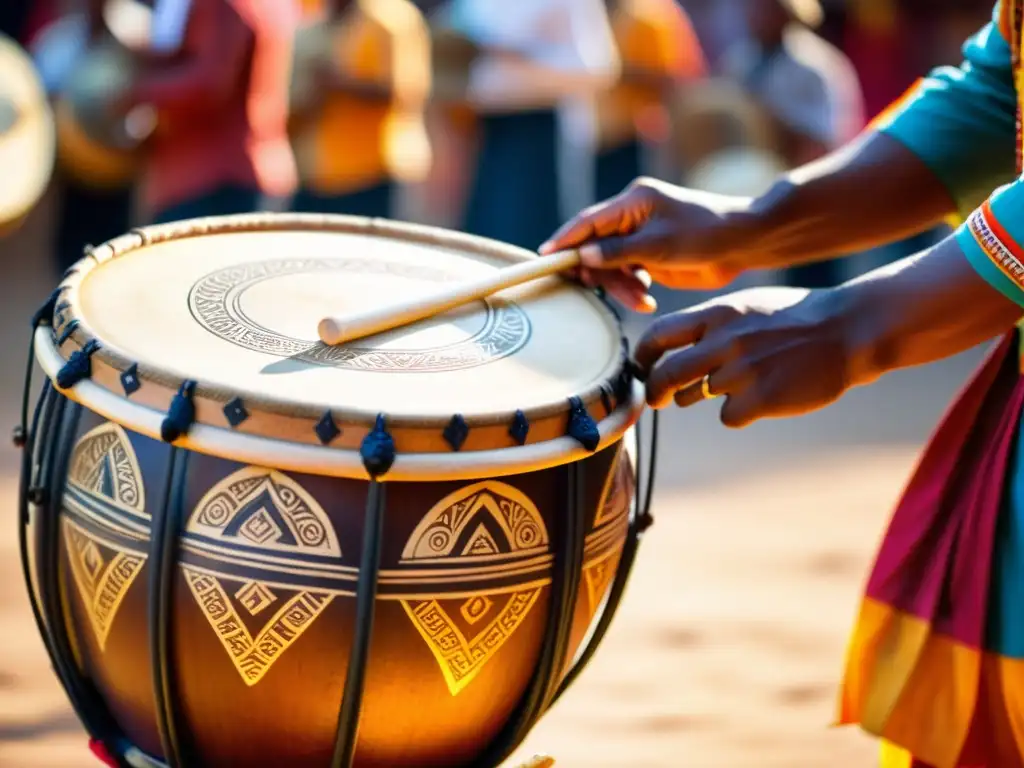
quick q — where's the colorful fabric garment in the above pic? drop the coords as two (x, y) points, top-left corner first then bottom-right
(840, 333), (1024, 767)
(288, 0), (432, 199)
(136, 0), (298, 219)
(840, 3), (1024, 766)
(871, 5), (1017, 221)
(595, 0), (706, 152)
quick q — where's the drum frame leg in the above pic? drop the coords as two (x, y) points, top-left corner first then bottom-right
(330, 480), (387, 768)
(24, 388), (134, 765)
(149, 447), (192, 767)
(18, 381), (54, 653)
(472, 458), (589, 768)
(551, 410), (659, 703)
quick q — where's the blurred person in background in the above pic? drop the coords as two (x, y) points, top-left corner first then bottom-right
(841, 0), (912, 120)
(839, 0), (946, 277)
(721, 0), (864, 288)
(110, 0), (297, 224)
(28, 0), (134, 277)
(288, 0), (431, 219)
(541, 2), (1024, 764)
(681, 0), (747, 69)
(408, 4), (480, 227)
(594, 0), (707, 202)
(438, 0), (620, 251)
(671, 78), (785, 200)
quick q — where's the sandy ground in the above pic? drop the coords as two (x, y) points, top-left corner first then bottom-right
(0, 191), (991, 767)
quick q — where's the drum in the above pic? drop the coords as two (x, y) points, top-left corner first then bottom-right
(0, 32), (55, 234)
(670, 79), (778, 176)
(17, 214), (658, 767)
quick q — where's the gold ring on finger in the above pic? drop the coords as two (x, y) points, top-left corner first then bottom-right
(701, 375), (716, 400)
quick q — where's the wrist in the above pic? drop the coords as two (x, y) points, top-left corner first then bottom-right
(819, 282), (891, 390)
(738, 178), (806, 270)
(712, 196), (770, 274)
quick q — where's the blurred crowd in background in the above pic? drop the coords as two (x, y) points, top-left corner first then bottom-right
(0, 0), (995, 298)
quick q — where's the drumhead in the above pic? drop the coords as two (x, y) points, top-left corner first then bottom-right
(39, 215), (641, 480)
(0, 33), (55, 230)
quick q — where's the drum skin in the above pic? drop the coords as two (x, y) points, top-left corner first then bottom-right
(53, 403), (634, 767)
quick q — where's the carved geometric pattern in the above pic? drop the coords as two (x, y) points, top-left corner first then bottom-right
(68, 422), (146, 515)
(582, 552), (618, 615)
(584, 449), (632, 615)
(187, 258), (530, 373)
(399, 481), (549, 696)
(594, 445), (630, 530)
(459, 595), (493, 626)
(182, 467), (341, 687)
(185, 468), (341, 556)
(235, 580), (277, 617)
(61, 422), (148, 651)
(183, 569), (332, 687)
(400, 482), (548, 563)
(63, 518), (146, 651)
(402, 589), (542, 696)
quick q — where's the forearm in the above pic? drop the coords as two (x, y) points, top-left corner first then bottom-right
(731, 11), (1017, 274)
(833, 236), (1021, 388)
(731, 131), (955, 271)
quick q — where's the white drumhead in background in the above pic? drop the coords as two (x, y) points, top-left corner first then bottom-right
(687, 147), (786, 198)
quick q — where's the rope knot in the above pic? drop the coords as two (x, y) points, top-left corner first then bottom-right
(161, 380), (197, 443)
(567, 396), (600, 452)
(360, 414), (395, 478)
(56, 340), (100, 389)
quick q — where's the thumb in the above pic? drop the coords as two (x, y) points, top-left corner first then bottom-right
(578, 228), (670, 271)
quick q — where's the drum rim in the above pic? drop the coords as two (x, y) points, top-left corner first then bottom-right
(35, 325), (643, 480)
(40, 214), (641, 477)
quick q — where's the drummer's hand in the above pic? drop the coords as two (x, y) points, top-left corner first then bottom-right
(539, 178), (753, 312)
(634, 286), (855, 427)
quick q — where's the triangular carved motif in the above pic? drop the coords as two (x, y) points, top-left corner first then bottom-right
(183, 467), (341, 686)
(61, 423), (148, 652)
(399, 481), (549, 696)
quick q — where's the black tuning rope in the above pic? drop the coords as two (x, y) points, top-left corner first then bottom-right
(149, 449), (191, 767)
(473, 457), (588, 767)
(329, 415), (395, 768)
(14, 289), (60, 449)
(551, 409), (660, 706)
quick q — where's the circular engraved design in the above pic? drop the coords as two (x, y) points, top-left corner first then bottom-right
(187, 258), (532, 373)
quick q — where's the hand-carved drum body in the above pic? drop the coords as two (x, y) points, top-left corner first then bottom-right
(19, 215), (655, 767)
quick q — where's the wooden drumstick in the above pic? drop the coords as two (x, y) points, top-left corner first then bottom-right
(317, 249), (581, 346)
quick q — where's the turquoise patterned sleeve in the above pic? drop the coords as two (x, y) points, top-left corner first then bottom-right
(876, 3), (1017, 219)
(956, 181), (1024, 307)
